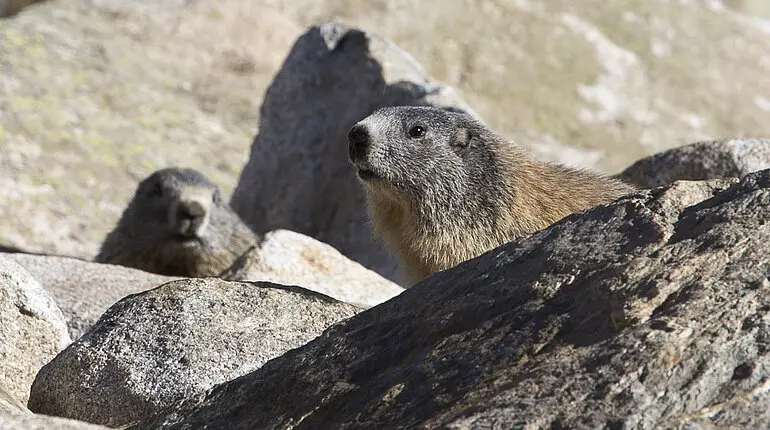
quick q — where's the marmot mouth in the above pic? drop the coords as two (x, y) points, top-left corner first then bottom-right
(173, 235), (203, 248)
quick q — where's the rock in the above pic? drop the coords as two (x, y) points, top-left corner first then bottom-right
(223, 229), (404, 308)
(228, 22), (474, 285)
(619, 138), (770, 188)
(0, 413), (110, 430)
(133, 170), (769, 429)
(27, 278), (360, 428)
(5, 253), (180, 340)
(0, 385), (29, 415)
(0, 256), (70, 404)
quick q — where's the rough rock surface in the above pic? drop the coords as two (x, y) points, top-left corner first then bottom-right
(5, 253), (181, 340)
(223, 229), (404, 308)
(27, 278), (360, 428)
(619, 138), (770, 188)
(229, 22), (473, 284)
(0, 256), (70, 404)
(0, 413), (109, 430)
(135, 170), (769, 429)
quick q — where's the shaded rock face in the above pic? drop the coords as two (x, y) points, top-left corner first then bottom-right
(0, 256), (70, 404)
(229, 22), (473, 285)
(134, 170), (769, 429)
(5, 253), (180, 340)
(225, 229), (404, 309)
(619, 138), (770, 188)
(27, 278), (360, 428)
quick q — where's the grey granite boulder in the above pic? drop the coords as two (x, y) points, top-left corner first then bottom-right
(27, 277), (360, 428)
(229, 21), (474, 285)
(619, 138), (770, 188)
(134, 170), (769, 429)
(0, 256), (70, 404)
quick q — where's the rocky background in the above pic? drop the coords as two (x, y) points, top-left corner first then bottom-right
(1, 0), (769, 429)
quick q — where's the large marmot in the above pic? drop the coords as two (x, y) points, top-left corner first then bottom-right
(95, 167), (260, 278)
(347, 106), (636, 284)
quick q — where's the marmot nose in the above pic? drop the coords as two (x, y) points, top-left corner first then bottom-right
(177, 201), (206, 221)
(174, 200), (207, 237)
(347, 123), (370, 160)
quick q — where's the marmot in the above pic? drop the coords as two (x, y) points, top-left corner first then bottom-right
(95, 167), (260, 278)
(347, 106), (636, 284)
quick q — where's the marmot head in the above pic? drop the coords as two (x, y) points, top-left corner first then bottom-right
(347, 106), (508, 221)
(96, 167), (258, 277)
(128, 168), (221, 246)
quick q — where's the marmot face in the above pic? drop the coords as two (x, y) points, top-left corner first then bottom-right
(128, 168), (220, 250)
(96, 167), (258, 277)
(348, 106), (505, 221)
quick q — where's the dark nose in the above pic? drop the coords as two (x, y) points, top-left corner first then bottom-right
(347, 123), (370, 161)
(173, 200), (207, 236)
(177, 201), (206, 221)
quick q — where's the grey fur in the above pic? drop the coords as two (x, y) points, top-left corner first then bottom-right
(348, 106), (637, 284)
(95, 168), (260, 278)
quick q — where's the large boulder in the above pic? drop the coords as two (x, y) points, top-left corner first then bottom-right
(229, 22), (473, 285)
(27, 278), (360, 428)
(5, 253), (180, 340)
(0, 256), (70, 404)
(618, 138), (770, 188)
(134, 170), (769, 429)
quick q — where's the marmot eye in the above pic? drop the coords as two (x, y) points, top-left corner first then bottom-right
(408, 125), (426, 139)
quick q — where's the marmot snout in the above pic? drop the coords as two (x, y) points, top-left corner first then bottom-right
(349, 106), (636, 284)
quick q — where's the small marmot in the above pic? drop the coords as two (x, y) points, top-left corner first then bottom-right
(95, 167), (260, 278)
(347, 106), (636, 284)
